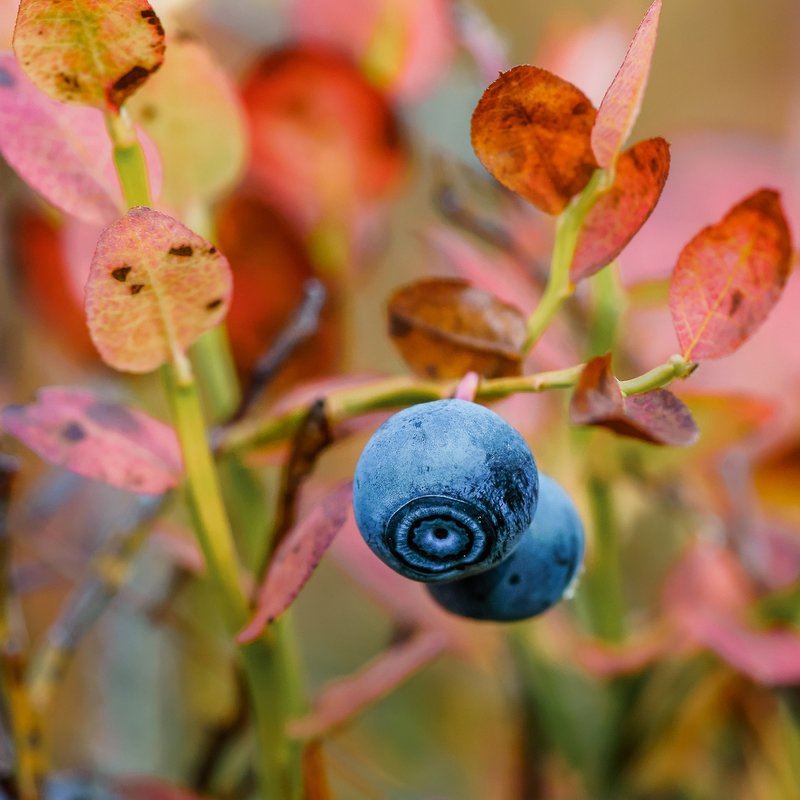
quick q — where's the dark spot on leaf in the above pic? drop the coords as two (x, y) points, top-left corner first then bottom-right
(650, 157), (659, 173)
(388, 316), (412, 337)
(208, 246), (217, 255)
(139, 103), (158, 122)
(85, 402), (140, 435)
(111, 266), (131, 282)
(0, 68), (14, 87)
(729, 290), (744, 315)
(108, 65), (156, 108)
(168, 245), (193, 257)
(572, 101), (588, 116)
(130, 284), (145, 295)
(205, 298), (223, 311)
(140, 8), (156, 18)
(61, 422), (87, 442)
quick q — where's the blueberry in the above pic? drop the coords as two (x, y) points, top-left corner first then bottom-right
(427, 474), (585, 621)
(353, 399), (538, 582)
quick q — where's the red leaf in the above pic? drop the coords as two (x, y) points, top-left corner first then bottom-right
(664, 542), (800, 685)
(85, 207), (232, 373)
(288, 628), (449, 739)
(669, 189), (792, 360)
(571, 137), (670, 281)
(0, 53), (160, 224)
(237, 481), (353, 642)
(592, 0), (662, 167)
(1, 387), (182, 494)
(471, 65), (598, 215)
(13, 0), (165, 110)
(570, 354), (699, 446)
(113, 778), (208, 800)
(290, 0), (455, 100)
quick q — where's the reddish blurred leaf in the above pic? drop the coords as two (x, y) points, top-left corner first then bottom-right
(570, 354), (699, 446)
(289, 628), (449, 739)
(13, 0), (165, 109)
(453, 372), (480, 402)
(215, 192), (338, 380)
(85, 207), (232, 373)
(113, 778), (207, 799)
(669, 189), (792, 361)
(471, 65), (598, 215)
(129, 35), (246, 211)
(572, 137), (670, 280)
(241, 46), (406, 239)
(388, 278), (526, 379)
(237, 482), (353, 643)
(290, 0), (455, 100)
(664, 542), (800, 685)
(1, 387), (182, 494)
(11, 208), (97, 358)
(591, 0), (662, 167)
(578, 625), (676, 678)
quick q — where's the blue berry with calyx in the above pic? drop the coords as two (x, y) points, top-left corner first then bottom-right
(427, 473), (585, 621)
(352, 399), (538, 582)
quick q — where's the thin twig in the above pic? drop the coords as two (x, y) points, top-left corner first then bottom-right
(231, 279), (327, 423)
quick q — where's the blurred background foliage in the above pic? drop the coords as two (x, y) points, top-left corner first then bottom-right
(1, 1), (800, 799)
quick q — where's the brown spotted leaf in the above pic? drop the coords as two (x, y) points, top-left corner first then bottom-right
(471, 65), (598, 215)
(85, 207), (232, 373)
(388, 278), (526, 379)
(669, 189), (792, 360)
(237, 481), (353, 643)
(570, 354), (698, 446)
(571, 137), (670, 280)
(289, 628), (449, 739)
(592, 0), (662, 167)
(1, 387), (182, 493)
(13, 0), (164, 110)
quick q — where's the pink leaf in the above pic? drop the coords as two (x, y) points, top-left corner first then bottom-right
(572, 137), (670, 281)
(669, 189), (793, 360)
(85, 207), (232, 373)
(237, 481), (354, 643)
(1, 387), (182, 494)
(13, 0), (165, 110)
(288, 628), (449, 739)
(592, 0), (662, 167)
(452, 372), (480, 402)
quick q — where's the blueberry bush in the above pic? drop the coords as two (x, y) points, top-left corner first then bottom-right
(1, 1), (799, 799)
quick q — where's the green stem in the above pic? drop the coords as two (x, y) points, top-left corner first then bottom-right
(105, 110), (298, 799)
(523, 170), (608, 353)
(619, 354), (695, 395)
(578, 476), (625, 642)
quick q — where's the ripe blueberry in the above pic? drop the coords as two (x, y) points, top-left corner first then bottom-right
(427, 474), (585, 621)
(352, 399), (538, 582)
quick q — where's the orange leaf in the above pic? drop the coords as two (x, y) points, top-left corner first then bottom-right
(13, 0), (165, 110)
(592, 0), (662, 167)
(471, 65), (598, 215)
(570, 354), (698, 446)
(85, 207), (232, 373)
(388, 278), (526, 379)
(669, 189), (792, 360)
(571, 137), (670, 281)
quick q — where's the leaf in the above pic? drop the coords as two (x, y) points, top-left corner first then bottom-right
(388, 278), (526, 379)
(0, 53), (161, 224)
(237, 482), (353, 643)
(288, 628), (449, 739)
(570, 354), (699, 446)
(241, 46), (405, 237)
(113, 778), (208, 799)
(1, 387), (182, 494)
(669, 189), (793, 360)
(571, 137), (670, 281)
(591, 0), (662, 167)
(128, 36), (247, 211)
(471, 65), (598, 215)
(452, 372), (480, 402)
(290, 0), (455, 101)
(85, 207), (232, 373)
(13, 0), (165, 110)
